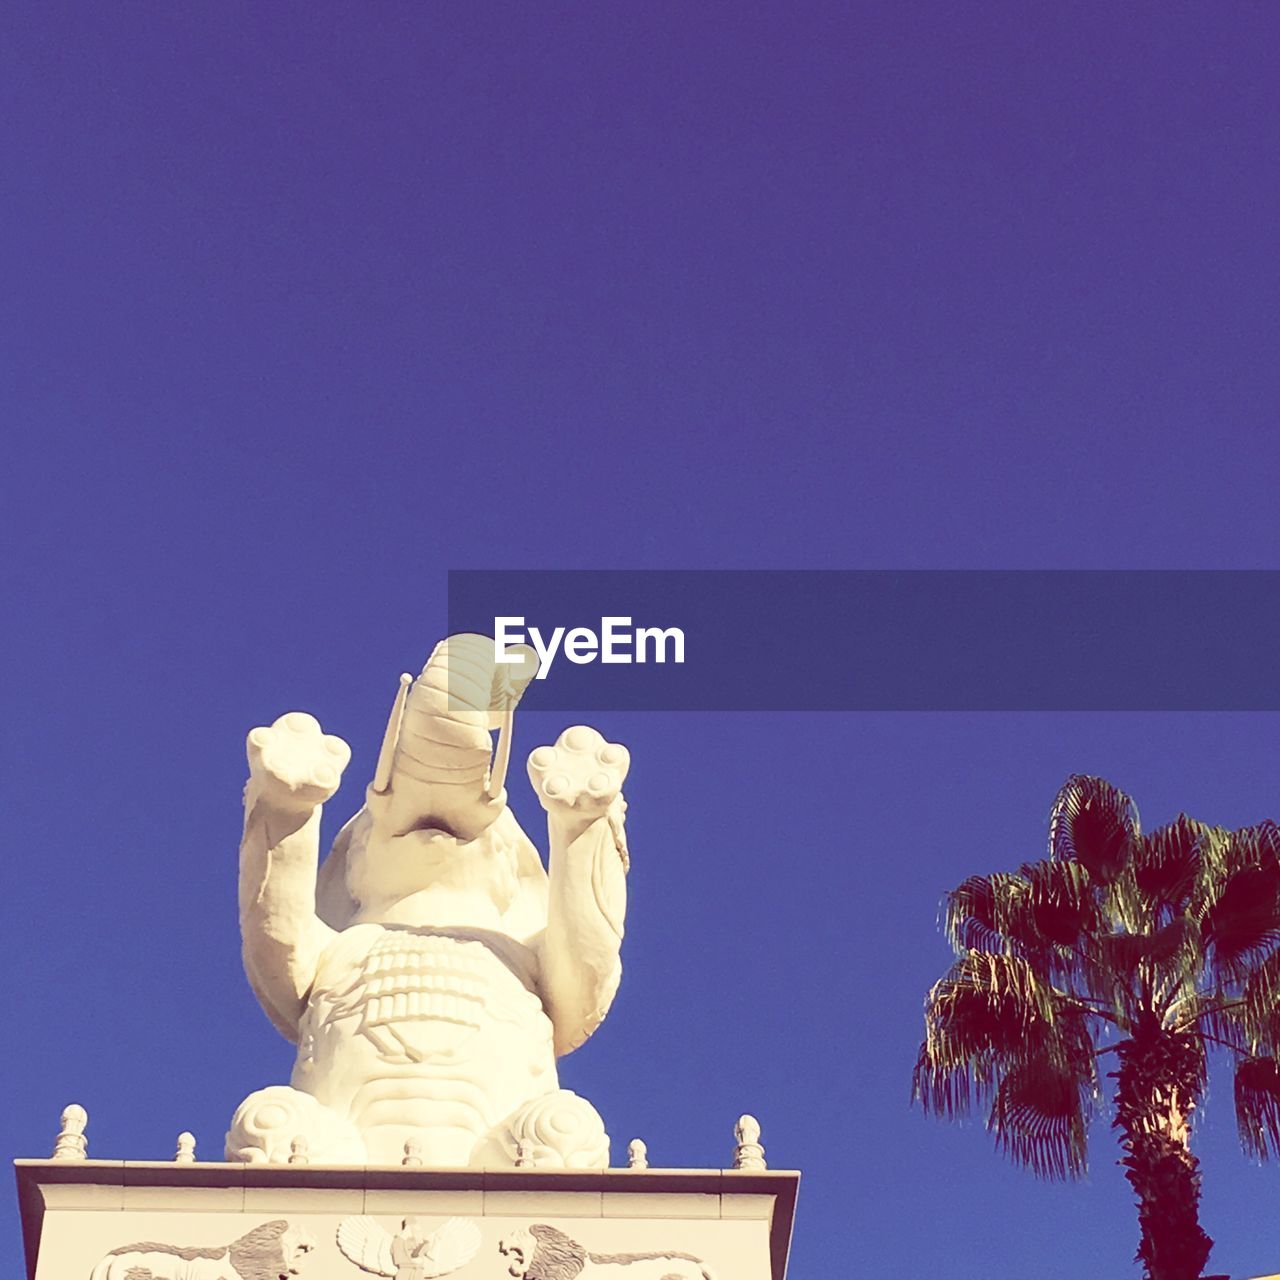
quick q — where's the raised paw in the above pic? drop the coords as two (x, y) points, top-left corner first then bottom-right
(246, 712), (351, 812)
(527, 725), (629, 820)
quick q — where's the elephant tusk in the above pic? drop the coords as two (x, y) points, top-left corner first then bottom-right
(372, 672), (413, 794)
(485, 644), (537, 801)
(485, 693), (515, 800)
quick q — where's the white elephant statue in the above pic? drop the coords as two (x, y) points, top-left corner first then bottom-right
(226, 634), (629, 1168)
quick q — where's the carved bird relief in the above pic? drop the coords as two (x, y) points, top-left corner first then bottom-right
(336, 1216), (481, 1279)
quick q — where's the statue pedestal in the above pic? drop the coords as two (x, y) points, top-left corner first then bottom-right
(16, 1160), (799, 1279)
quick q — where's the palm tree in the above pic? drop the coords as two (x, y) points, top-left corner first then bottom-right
(913, 774), (1280, 1280)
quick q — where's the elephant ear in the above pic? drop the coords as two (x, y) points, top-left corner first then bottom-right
(495, 808), (550, 943)
(316, 807), (372, 930)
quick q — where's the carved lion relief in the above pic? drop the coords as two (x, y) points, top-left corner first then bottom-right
(89, 1219), (315, 1280)
(498, 1224), (715, 1280)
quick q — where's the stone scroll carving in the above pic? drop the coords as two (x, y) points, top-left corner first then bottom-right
(89, 1220), (315, 1280)
(498, 1225), (715, 1280)
(228, 634), (630, 1168)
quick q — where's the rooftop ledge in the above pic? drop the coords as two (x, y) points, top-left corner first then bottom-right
(16, 1160), (800, 1280)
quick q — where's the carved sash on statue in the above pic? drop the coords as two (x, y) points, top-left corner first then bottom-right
(227, 634), (630, 1168)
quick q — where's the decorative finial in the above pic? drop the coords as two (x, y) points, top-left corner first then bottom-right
(52, 1104), (88, 1160)
(175, 1132), (196, 1163)
(402, 1136), (423, 1167)
(732, 1114), (766, 1170)
(627, 1138), (648, 1169)
(288, 1136), (310, 1166)
(514, 1140), (533, 1168)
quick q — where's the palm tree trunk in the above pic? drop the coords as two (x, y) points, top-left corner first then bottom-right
(1112, 1031), (1213, 1280)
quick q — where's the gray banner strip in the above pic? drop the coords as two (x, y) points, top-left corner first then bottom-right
(447, 570), (1280, 711)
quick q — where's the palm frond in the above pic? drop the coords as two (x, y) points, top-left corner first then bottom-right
(1180, 995), (1253, 1053)
(921, 953), (1054, 1071)
(951, 950), (1056, 1011)
(1048, 775), (1138, 885)
(1020, 858), (1100, 949)
(911, 1041), (988, 1117)
(915, 951), (1098, 1118)
(1196, 822), (1280, 909)
(1073, 919), (1194, 1027)
(1235, 1055), (1280, 1160)
(1135, 815), (1206, 916)
(989, 1054), (1092, 1179)
(1090, 919), (1196, 975)
(1235, 948), (1280, 1055)
(944, 873), (1029, 955)
(1203, 855), (1280, 983)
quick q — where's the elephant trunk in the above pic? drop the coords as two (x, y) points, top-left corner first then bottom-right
(367, 633), (537, 841)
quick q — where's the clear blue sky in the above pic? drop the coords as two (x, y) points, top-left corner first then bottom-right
(3, 4), (1280, 1277)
